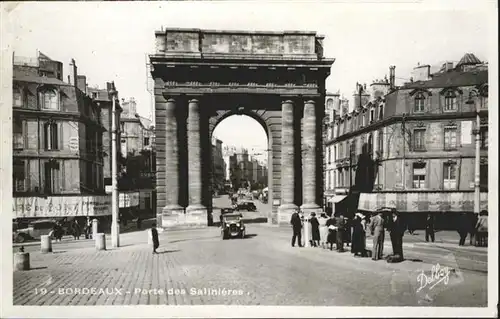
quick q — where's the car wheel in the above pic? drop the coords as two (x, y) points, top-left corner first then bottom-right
(15, 233), (26, 243)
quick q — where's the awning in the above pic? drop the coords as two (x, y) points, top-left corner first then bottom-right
(357, 192), (488, 213)
(328, 195), (347, 203)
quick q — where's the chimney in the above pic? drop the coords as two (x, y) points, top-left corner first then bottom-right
(76, 75), (87, 94)
(68, 59), (77, 87)
(389, 65), (396, 89)
(411, 64), (431, 82)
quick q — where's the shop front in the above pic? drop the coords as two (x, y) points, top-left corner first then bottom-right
(357, 191), (489, 230)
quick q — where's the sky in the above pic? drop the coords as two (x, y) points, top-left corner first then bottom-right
(3, 1), (495, 155)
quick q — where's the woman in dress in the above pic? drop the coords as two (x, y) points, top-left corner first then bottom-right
(351, 213), (366, 257)
(318, 212), (329, 249)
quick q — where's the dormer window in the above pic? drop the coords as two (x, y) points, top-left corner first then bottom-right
(444, 91), (457, 111)
(414, 93), (425, 112)
(39, 88), (58, 110)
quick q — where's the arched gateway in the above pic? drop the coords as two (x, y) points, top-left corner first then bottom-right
(150, 28), (334, 228)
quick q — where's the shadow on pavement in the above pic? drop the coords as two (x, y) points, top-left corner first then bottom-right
(169, 236), (219, 244)
(157, 250), (180, 254)
(52, 251), (67, 254)
(243, 234), (257, 239)
(406, 258), (424, 262)
(30, 267), (48, 270)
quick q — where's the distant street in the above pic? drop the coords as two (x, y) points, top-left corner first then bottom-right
(13, 198), (487, 306)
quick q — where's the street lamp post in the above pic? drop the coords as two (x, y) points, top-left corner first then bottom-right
(109, 82), (120, 248)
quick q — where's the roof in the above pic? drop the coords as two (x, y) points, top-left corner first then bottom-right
(13, 69), (70, 86)
(401, 67), (487, 89)
(456, 53), (482, 68)
(135, 114), (154, 130)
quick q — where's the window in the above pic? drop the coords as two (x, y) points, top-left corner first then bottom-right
(333, 145), (337, 162)
(412, 162), (426, 189)
(92, 92), (98, 99)
(379, 106), (384, 120)
(443, 162), (457, 190)
(414, 93), (425, 112)
(351, 139), (357, 158)
(13, 160), (26, 192)
(44, 160), (60, 194)
(367, 134), (373, 155)
(338, 168), (343, 186)
(378, 129), (384, 157)
(327, 147), (331, 164)
(480, 128), (488, 149)
(444, 127), (458, 150)
(444, 91), (457, 111)
(39, 89), (58, 110)
(370, 109), (375, 123)
(480, 163), (488, 189)
(120, 122), (125, 134)
(144, 137), (150, 147)
(13, 117), (24, 149)
(339, 143), (343, 159)
(43, 121), (58, 150)
(13, 87), (23, 107)
(413, 128), (426, 151)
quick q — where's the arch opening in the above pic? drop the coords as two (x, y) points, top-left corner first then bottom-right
(210, 113), (271, 226)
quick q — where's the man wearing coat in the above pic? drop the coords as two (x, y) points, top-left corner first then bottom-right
(290, 209), (303, 247)
(389, 209), (405, 261)
(334, 213), (346, 252)
(151, 223), (160, 254)
(370, 210), (385, 260)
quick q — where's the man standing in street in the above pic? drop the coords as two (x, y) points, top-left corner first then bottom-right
(290, 209), (303, 247)
(334, 213), (346, 252)
(389, 209), (405, 261)
(370, 210), (385, 260)
(425, 213), (435, 242)
(151, 223), (159, 254)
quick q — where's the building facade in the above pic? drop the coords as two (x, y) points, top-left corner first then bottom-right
(211, 137), (226, 194)
(325, 53), (488, 228)
(12, 53), (110, 221)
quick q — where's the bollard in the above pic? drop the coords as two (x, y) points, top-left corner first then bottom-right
(40, 235), (52, 253)
(95, 233), (106, 251)
(147, 229), (153, 245)
(92, 219), (99, 239)
(14, 252), (30, 271)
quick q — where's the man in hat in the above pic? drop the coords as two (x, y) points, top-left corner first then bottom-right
(370, 209), (385, 260)
(334, 213), (346, 252)
(389, 209), (405, 261)
(290, 208), (303, 247)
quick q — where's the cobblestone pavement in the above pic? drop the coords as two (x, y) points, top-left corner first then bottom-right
(13, 224), (487, 306)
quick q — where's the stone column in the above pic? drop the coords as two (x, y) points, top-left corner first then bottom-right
(278, 100), (298, 223)
(161, 98), (184, 227)
(186, 99), (207, 225)
(301, 100), (321, 213)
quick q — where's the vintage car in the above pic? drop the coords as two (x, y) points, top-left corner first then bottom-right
(221, 212), (246, 240)
(235, 201), (257, 212)
(13, 219), (61, 243)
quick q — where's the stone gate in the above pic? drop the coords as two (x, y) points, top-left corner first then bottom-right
(150, 28), (334, 228)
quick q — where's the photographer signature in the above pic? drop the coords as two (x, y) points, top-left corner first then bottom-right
(416, 263), (451, 292)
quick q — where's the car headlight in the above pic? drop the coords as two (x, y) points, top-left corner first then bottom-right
(236, 223), (240, 227)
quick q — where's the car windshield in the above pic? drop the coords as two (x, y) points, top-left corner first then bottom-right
(224, 216), (240, 222)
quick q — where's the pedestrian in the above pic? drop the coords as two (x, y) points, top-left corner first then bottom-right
(151, 222), (159, 254)
(318, 212), (329, 249)
(137, 217), (142, 230)
(406, 214), (415, 235)
(425, 213), (435, 242)
(71, 220), (81, 240)
(468, 212), (478, 245)
(290, 209), (303, 247)
(388, 209), (405, 261)
(84, 217), (92, 239)
(475, 210), (488, 247)
(327, 225), (336, 250)
(309, 212), (320, 247)
(370, 210), (385, 260)
(457, 212), (469, 246)
(334, 213), (346, 252)
(351, 213), (366, 257)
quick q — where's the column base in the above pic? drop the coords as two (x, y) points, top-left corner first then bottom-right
(159, 205), (185, 230)
(277, 204), (298, 227)
(185, 204), (208, 228)
(157, 204), (208, 230)
(300, 203), (322, 216)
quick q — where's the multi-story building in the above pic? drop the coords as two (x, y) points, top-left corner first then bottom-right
(117, 98), (157, 219)
(325, 53), (488, 228)
(12, 53), (110, 223)
(211, 137), (226, 194)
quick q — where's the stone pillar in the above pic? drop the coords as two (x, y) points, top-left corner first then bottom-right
(161, 98), (184, 227)
(92, 218), (98, 239)
(40, 235), (52, 253)
(278, 100), (298, 224)
(301, 100), (321, 214)
(186, 98), (207, 226)
(14, 252), (30, 271)
(95, 233), (106, 251)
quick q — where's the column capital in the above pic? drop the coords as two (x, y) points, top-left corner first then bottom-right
(188, 98), (199, 104)
(281, 99), (294, 105)
(166, 98), (176, 103)
(304, 99), (316, 105)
